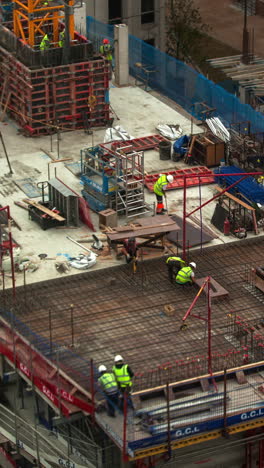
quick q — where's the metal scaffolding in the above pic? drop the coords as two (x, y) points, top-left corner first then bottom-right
(81, 143), (152, 218)
(12, 0), (74, 48)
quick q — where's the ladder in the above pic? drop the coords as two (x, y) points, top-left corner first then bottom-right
(0, 403), (94, 467)
(114, 148), (152, 218)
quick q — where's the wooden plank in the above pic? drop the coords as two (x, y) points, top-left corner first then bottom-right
(133, 360), (264, 397)
(50, 158), (73, 163)
(107, 223), (179, 241)
(40, 148), (56, 161)
(215, 185), (254, 210)
(14, 200), (29, 211)
(23, 199), (65, 221)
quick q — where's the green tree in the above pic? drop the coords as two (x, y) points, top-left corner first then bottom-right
(167, 0), (209, 63)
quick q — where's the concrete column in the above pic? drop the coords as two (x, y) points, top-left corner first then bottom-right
(74, 3), (87, 35)
(114, 24), (129, 86)
(158, 0), (166, 51)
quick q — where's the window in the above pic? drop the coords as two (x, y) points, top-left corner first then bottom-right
(109, 0), (122, 24)
(141, 0), (155, 24)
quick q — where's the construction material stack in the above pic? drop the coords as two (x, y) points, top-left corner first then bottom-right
(0, 0), (110, 135)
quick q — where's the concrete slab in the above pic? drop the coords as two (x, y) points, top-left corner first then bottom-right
(0, 85), (261, 289)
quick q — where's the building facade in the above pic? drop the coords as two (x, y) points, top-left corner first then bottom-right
(75, 0), (166, 51)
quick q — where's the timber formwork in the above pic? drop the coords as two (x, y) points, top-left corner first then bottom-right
(0, 26), (110, 135)
(1, 237), (264, 392)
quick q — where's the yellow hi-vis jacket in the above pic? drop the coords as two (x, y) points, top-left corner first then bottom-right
(166, 256), (185, 266)
(40, 34), (50, 51)
(99, 372), (118, 394)
(176, 266), (193, 284)
(99, 43), (113, 61)
(112, 364), (132, 388)
(58, 30), (65, 47)
(154, 174), (168, 197)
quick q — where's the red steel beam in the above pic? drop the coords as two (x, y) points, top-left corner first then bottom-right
(182, 171), (263, 260)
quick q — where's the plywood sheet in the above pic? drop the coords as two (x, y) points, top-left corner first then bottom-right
(166, 214), (214, 247)
(107, 215), (180, 241)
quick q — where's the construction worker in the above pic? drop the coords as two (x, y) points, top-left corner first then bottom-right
(176, 262), (196, 286)
(40, 33), (50, 51)
(98, 365), (119, 417)
(166, 256), (186, 284)
(112, 355), (134, 410)
(58, 29), (65, 47)
(99, 38), (113, 78)
(258, 175), (264, 185)
(121, 237), (138, 264)
(153, 174), (174, 214)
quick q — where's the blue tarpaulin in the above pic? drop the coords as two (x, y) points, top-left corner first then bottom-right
(173, 135), (190, 156)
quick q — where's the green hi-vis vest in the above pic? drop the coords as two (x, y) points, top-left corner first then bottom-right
(99, 372), (118, 394)
(166, 256), (185, 266)
(176, 266), (193, 284)
(154, 174), (167, 196)
(99, 44), (113, 61)
(59, 30), (65, 47)
(40, 34), (50, 51)
(112, 364), (132, 387)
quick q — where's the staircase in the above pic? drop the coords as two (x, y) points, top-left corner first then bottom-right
(0, 404), (96, 467)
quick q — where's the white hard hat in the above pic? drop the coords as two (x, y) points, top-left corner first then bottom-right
(114, 355), (123, 363)
(98, 365), (107, 372)
(189, 262), (196, 269)
(167, 174), (173, 184)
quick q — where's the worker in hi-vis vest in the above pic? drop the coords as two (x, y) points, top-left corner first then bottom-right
(176, 262), (196, 285)
(40, 33), (50, 51)
(166, 256), (186, 284)
(153, 174), (174, 214)
(112, 355), (134, 410)
(99, 38), (113, 78)
(58, 29), (65, 47)
(98, 365), (119, 417)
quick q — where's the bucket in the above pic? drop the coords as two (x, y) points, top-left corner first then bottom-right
(171, 151), (181, 162)
(159, 140), (171, 160)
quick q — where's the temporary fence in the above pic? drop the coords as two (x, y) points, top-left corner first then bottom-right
(86, 16), (264, 134)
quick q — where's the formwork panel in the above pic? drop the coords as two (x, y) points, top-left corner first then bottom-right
(0, 46), (110, 136)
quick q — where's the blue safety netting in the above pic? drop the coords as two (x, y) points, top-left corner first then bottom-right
(87, 16), (264, 133)
(214, 166), (264, 205)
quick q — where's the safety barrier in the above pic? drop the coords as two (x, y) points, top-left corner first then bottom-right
(87, 16), (264, 133)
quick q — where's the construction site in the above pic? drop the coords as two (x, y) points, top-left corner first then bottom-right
(2, 0), (264, 467)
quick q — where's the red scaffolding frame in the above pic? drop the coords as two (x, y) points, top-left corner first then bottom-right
(180, 171), (263, 260)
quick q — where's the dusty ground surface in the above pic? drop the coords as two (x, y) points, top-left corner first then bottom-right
(192, 0), (264, 57)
